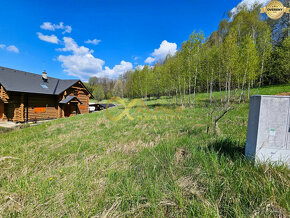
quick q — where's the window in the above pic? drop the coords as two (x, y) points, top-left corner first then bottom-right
(40, 84), (48, 89)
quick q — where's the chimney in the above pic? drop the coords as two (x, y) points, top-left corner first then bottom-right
(42, 71), (48, 81)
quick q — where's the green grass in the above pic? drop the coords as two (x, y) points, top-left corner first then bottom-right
(0, 127), (12, 134)
(0, 85), (289, 217)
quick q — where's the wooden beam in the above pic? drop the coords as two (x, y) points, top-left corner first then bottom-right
(0, 85), (3, 99)
(20, 94), (24, 122)
(71, 86), (86, 90)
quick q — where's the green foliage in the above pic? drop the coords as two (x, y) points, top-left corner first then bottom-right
(88, 76), (99, 86)
(83, 82), (93, 94)
(92, 85), (105, 101)
(118, 5), (289, 103)
(123, 8), (279, 104)
(106, 90), (112, 99)
(264, 36), (290, 84)
(112, 79), (124, 97)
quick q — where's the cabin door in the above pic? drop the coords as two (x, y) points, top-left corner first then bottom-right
(63, 103), (79, 117)
(0, 101), (4, 120)
(63, 104), (72, 117)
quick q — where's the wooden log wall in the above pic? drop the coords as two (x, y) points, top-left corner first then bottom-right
(0, 84), (9, 121)
(0, 84), (9, 103)
(3, 93), (58, 122)
(1, 81), (91, 122)
(6, 93), (19, 122)
(27, 94), (58, 121)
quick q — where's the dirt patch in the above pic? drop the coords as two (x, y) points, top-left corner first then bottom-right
(0, 127), (13, 134)
(276, 92), (290, 96)
(175, 148), (191, 163)
(176, 176), (201, 197)
(251, 202), (289, 217)
(0, 194), (23, 214)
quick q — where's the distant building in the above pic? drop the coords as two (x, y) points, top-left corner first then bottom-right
(0, 67), (93, 122)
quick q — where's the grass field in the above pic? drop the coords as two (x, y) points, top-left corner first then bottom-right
(0, 85), (289, 217)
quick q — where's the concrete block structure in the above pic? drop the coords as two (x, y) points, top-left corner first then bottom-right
(245, 95), (290, 166)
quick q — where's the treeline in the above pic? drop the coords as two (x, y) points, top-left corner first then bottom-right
(85, 77), (125, 101)
(88, 3), (290, 104)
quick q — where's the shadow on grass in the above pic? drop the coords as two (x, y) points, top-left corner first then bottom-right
(208, 137), (245, 160)
(0, 127), (13, 134)
(179, 126), (204, 136)
(123, 103), (184, 110)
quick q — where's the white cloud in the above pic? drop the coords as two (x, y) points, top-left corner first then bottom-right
(231, 0), (270, 15)
(102, 61), (133, 78)
(40, 22), (55, 31)
(6, 45), (19, 53)
(58, 37), (93, 55)
(58, 53), (105, 80)
(85, 39), (101, 45)
(0, 44), (19, 53)
(37, 32), (59, 44)
(145, 40), (177, 64)
(57, 37), (132, 80)
(40, 22), (72, 34)
(145, 57), (155, 64)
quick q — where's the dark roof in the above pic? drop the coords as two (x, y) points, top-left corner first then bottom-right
(59, 96), (82, 104)
(89, 103), (115, 108)
(0, 66), (90, 96)
(100, 104), (115, 108)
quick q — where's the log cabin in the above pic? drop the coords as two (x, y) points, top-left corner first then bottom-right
(0, 66), (93, 122)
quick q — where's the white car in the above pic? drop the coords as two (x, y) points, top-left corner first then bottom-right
(89, 106), (95, 112)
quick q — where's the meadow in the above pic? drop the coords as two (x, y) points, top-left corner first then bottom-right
(0, 85), (289, 217)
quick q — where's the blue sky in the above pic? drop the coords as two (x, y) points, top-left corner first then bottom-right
(0, 0), (265, 81)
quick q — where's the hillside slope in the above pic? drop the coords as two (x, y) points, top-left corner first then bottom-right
(0, 85), (290, 217)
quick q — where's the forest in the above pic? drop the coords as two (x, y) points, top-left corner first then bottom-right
(86, 2), (290, 104)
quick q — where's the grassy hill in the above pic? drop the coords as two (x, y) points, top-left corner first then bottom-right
(0, 85), (289, 217)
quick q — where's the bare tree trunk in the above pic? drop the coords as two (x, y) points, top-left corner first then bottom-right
(225, 71), (228, 103)
(214, 106), (232, 134)
(248, 81), (251, 99)
(188, 78), (191, 106)
(206, 78), (209, 98)
(219, 59), (222, 103)
(175, 88), (178, 105)
(183, 77), (186, 106)
(168, 90), (171, 105)
(145, 77), (148, 101)
(210, 69), (213, 103)
(179, 79), (183, 107)
(258, 43), (266, 94)
(193, 65), (198, 106)
(228, 69), (231, 103)
(138, 74), (142, 98)
(240, 55), (249, 103)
